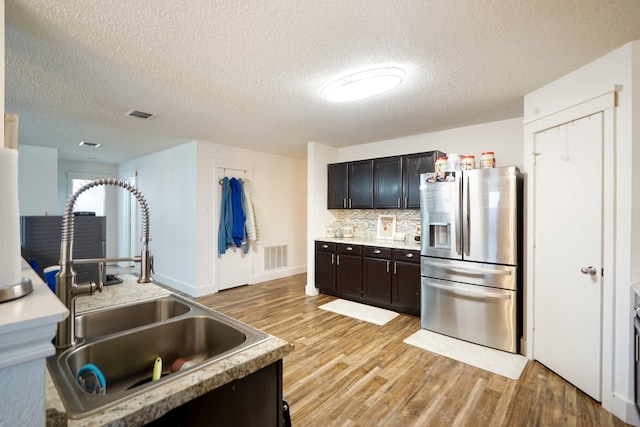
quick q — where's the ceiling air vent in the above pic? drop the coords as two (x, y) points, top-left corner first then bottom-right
(79, 141), (101, 148)
(125, 109), (156, 120)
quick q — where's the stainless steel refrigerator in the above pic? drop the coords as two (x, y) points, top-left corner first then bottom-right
(419, 166), (523, 353)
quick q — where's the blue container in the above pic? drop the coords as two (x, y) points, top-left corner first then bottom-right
(43, 266), (59, 293)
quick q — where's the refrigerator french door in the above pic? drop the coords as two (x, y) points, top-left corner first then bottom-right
(419, 167), (523, 353)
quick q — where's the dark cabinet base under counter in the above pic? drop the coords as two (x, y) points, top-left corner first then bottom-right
(315, 239), (421, 317)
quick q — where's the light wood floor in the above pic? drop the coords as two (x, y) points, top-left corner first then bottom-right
(197, 273), (630, 427)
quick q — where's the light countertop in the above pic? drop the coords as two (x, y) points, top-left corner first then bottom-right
(0, 260), (68, 369)
(46, 275), (293, 427)
(316, 236), (422, 251)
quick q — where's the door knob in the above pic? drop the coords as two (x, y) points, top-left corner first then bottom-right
(580, 266), (597, 276)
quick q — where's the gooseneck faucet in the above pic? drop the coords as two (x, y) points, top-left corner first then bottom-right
(55, 178), (153, 349)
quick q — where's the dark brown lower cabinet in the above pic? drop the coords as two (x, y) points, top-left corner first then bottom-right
(336, 244), (362, 298)
(315, 241), (336, 292)
(316, 241), (421, 317)
(363, 246), (392, 304)
(392, 249), (421, 316)
(147, 360), (283, 427)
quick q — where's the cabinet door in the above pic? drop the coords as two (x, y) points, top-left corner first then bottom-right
(336, 254), (362, 297)
(374, 157), (402, 209)
(315, 251), (336, 291)
(363, 257), (392, 304)
(327, 163), (348, 209)
(393, 261), (421, 315)
(402, 151), (444, 209)
(348, 160), (374, 209)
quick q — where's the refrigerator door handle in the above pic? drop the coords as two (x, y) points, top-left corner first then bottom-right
(425, 279), (512, 300)
(455, 173), (462, 255)
(424, 260), (513, 276)
(465, 175), (470, 256)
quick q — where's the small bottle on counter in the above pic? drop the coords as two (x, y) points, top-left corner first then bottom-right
(461, 155), (475, 170)
(481, 152), (495, 168)
(447, 153), (461, 171)
(435, 157), (448, 172)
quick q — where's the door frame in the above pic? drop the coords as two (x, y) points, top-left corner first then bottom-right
(213, 159), (255, 292)
(524, 90), (617, 410)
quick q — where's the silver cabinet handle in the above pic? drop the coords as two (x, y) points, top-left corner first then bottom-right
(405, 253), (414, 258)
(331, 254), (335, 265)
(322, 244), (328, 249)
(373, 249), (381, 254)
(397, 197), (401, 208)
(386, 260), (390, 273)
(346, 246), (353, 251)
(580, 266), (597, 276)
(425, 260), (512, 276)
(337, 255), (340, 265)
(425, 279), (512, 300)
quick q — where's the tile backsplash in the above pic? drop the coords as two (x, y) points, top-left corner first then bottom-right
(329, 209), (421, 241)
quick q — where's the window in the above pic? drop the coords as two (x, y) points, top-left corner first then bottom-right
(67, 173), (107, 215)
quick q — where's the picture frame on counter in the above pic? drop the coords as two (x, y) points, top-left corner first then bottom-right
(377, 214), (396, 240)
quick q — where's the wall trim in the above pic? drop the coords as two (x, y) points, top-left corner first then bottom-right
(524, 89), (617, 134)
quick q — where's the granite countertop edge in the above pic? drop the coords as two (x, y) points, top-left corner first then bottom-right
(316, 236), (422, 250)
(45, 277), (294, 427)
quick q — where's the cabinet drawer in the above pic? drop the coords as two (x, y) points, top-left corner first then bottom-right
(337, 243), (362, 255)
(316, 241), (336, 252)
(363, 246), (391, 259)
(393, 249), (420, 263)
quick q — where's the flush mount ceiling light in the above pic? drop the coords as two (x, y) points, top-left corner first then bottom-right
(320, 67), (406, 102)
(79, 141), (101, 148)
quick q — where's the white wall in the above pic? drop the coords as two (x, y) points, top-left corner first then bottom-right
(119, 140), (307, 297)
(118, 142), (199, 293)
(196, 140), (307, 295)
(524, 40), (640, 426)
(338, 118), (524, 169)
(17, 145), (57, 216)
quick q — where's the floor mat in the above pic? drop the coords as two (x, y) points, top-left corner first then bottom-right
(319, 299), (399, 325)
(403, 329), (528, 380)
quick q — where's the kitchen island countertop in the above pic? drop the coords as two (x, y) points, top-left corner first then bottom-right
(46, 275), (293, 427)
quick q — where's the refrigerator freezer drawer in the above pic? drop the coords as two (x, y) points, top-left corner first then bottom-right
(421, 277), (518, 353)
(421, 257), (517, 291)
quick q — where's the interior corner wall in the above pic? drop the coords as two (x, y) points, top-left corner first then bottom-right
(195, 140), (307, 296)
(118, 142), (198, 295)
(306, 142), (339, 295)
(17, 145), (58, 216)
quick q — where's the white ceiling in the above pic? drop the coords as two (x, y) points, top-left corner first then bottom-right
(6, 1), (640, 164)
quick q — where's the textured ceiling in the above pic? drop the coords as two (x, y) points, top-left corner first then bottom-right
(6, 0), (640, 164)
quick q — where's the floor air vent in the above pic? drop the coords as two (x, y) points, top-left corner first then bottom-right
(264, 245), (288, 271)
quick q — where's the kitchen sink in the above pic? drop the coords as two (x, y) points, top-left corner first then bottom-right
(47, 294), (270, 418)
(75, 295), (191, 338)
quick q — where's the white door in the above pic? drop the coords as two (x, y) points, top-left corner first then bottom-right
(533, 113), (603, 400)
(217, 167), (251, 291)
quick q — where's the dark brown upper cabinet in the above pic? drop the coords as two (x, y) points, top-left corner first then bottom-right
(327, 160), (374, 209)
(328, 151), (444, 210)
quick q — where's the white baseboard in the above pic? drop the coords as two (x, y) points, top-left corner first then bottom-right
(612, 393), (640, 426)
(252, 265), (306, 284)
(151, 273), (200, 297)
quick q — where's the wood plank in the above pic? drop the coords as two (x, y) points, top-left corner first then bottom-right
(197, 273), (630, 427)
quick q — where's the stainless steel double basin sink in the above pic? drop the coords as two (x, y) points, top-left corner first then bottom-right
(46, 294), (270, 418)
